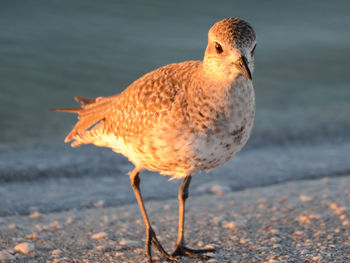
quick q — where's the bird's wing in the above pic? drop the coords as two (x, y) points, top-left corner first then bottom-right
(57, 61), (201, 146)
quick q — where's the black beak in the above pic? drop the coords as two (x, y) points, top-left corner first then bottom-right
(235, 56), (252, 81)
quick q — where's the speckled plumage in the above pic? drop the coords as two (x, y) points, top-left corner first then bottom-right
(61, 18), (257, 179)
(56, 18), (257, 262)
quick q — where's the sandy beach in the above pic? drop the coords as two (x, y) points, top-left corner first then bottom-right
(1, 175), (349, 262)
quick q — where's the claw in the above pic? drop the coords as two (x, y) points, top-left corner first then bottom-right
(172, 245), (215, 259)
(145, 228), (178, 262)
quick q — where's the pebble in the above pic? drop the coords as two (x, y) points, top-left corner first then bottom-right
(269, 229), (279, 235)
(115, 251), (123, 257)
(51, 249), (63, 256)
(272, 244), (282, 249)
(91, 232), (108, 240)
(95, 245), (108, 251)
(298, 215), (310, 223)
(65, 217), (74, 225)
(8, 224), (16, 230)
(342, 220), (350, 226)
(211, 216), (223, 224)
(50, 220), (61, 229)
(312, 255), (323, 261)
(0, 250), (16, 260)
(195, 183), (231, 195)
(210, 184), (231, 195)
(329, 203), (339, 210)
(26, 232), (39, 240)
(35, 224), (48, 231)
(239, 238), (250, 244)
(294, 230), (305, 236)
(299, 195), (313, 202)
(94, 200), (105, 208)
(329, 203), (344, 214)
(222, 221), (245, 229)
(309, 214), (321, 220)
(119, 239), (139, 247)
(14, 242), (35, 254)
(29, 211), (41, 219)
(281, 195), (287, 201)
(205, 244), (219, 249)
(270, 237), (281, 242)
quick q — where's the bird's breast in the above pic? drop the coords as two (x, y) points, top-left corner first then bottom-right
(189, 80), (255, 172)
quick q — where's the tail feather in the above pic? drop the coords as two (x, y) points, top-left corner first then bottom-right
(54, 96), (116, 144)
(51, 108), (81, 113)
(74, 96), (96, 107)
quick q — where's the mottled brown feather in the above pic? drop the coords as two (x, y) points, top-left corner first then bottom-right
(57, 18), (256, 178)
(65, 61), (200, 144)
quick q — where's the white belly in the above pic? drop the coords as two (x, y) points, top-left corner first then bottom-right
(191, 120), (253, 172)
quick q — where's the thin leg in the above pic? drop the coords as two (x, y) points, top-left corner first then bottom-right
(172, 175), (215, 258)
(129, 168), (177, 262)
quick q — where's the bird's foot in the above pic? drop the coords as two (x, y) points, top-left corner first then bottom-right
(172, 245), (215, 259)
(145, 228), (178, 262)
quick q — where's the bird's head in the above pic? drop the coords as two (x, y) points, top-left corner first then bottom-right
(203, 18), (256, 83)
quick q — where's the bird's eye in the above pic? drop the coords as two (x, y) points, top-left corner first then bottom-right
(251, 44), (256, 56)
(215, 42), (223, 54)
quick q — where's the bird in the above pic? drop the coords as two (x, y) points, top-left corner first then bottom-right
(53, 17), (256, 262)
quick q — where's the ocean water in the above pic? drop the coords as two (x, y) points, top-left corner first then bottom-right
(1, 0), (350, 149)
(0, 1), (350, 215)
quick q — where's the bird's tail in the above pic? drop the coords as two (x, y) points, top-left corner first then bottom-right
(51, 96), (96, 113)
(52, 95), (115, 146)
(51, 108), (81, 113)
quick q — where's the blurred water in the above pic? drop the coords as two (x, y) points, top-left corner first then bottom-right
(1, 0), (350, 149)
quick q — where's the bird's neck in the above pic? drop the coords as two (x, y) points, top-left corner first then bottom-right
(186, 63), (233, 111)
(201, 58), (240, 88)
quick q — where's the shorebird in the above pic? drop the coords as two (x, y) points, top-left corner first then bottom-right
(54, 18), (256, 262)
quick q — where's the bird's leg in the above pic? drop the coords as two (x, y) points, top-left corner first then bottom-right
(129, 168), (178, 263)
(172, 175), (215, 259)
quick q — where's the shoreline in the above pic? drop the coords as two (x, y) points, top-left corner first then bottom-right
(1, 141), (350, 217)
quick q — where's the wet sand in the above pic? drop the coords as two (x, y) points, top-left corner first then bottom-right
(1, 175), (349, 262)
